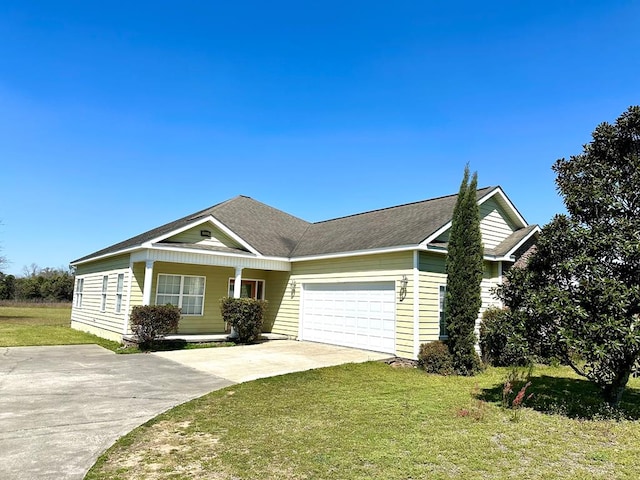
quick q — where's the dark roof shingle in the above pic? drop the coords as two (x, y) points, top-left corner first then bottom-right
(72, 187), (506, 264)
(290, 187), (496, 257)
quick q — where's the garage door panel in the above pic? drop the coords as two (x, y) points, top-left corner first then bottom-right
(301, 282), (396, 354)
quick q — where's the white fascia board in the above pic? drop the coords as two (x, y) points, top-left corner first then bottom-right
(142, 215), (262, 257)
(479, 187), (528, 229)
(502, 225), (541, 259)
(420, 187), (528, 247)
(420, 223), (451, 247)
(291, 245), (418, 263)
(70, 247), (142, 267)
(421, 244), (512, 262)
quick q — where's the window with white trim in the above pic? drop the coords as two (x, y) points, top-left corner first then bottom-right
(100, 275), (108, 311)
(75, 278), (84, 308)
(439, 285), (447, 338)
(115, 273), (124, 313)
(228, 278), (265, 299)
(156, 274), (205, 315)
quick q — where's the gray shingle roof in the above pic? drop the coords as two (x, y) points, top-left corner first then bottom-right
(290, 187), (496, 257)
(71, 196), (310, 263)
(72, 187), (505, 264)
(488, 224), (539, 258)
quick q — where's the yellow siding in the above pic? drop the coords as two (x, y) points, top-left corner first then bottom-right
(478, 261), (502, 336)
(71, 254), (131, 341)
(418, 254), (502, 346)
(151, 262), (234, 333)
(165, 223), (243, 249)
(479, 198), (517, 249)
(434, 198), (518, 249)
(272, 252), (415, 358)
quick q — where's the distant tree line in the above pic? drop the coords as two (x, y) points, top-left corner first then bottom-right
(0, 264), (74, 302)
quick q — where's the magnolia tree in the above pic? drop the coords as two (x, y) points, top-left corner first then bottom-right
(497, 106), (640, 406)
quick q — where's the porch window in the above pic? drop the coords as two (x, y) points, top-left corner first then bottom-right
(115, 273), (124, 313)
(156, 274), (205, 315)
(100, 275), (108, 312)
(75, 278), (84, 308)
(439, 285), (447, 338)
(228, 278), (265, 300)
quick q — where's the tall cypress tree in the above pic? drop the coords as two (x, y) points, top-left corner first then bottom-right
(445, 165), (483, 375)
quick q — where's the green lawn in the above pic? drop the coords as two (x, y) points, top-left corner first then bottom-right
(87, 363), (640, 480)
(0, 302), (232, 353)
(0, 302), (121, 351)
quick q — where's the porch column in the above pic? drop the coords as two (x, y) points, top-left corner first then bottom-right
(229, 266), (243, 340)
(233, 266), (243, 298)
(142, 260), (155, 306)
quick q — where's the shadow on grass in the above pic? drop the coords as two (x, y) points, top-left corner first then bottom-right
(480, 374), (640, 420)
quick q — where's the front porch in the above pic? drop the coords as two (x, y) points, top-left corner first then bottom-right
(129, 247), (292, 336)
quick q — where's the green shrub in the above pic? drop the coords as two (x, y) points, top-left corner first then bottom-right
(479, 307), (531, 367)
(130, 305), (181, 349)
(220, 297), (267, 344)
(418, 341), (454, 375)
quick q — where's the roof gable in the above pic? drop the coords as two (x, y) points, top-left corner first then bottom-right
(290, 187), (496, 258)
(71, 187), (531, 265)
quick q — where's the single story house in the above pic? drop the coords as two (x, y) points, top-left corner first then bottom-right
(70, 186), (538, 359)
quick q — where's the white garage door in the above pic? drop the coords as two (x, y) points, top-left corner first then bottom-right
(301, 282), (396, 354)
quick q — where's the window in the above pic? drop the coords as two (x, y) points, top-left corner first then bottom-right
(115, 274), (124, 313)
(439, 285), (447, 338)
(100, 276), (108, 311)
(156, 274), (205, 315)
(228, 279), (265, 299)
(75, 278), (84, 308)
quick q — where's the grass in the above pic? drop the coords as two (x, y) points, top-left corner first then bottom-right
(86, 363), (640, 480)
(0, 302), (122, 351)
(0, 302), (235, 353)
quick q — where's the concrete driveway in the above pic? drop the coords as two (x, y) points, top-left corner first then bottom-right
(152, 340), (391, 382)
(0, 341), (390, 480)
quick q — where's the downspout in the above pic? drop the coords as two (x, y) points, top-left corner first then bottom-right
(413, 250), (420, 359)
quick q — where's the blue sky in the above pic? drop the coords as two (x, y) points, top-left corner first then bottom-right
(1, 1), (638, 275)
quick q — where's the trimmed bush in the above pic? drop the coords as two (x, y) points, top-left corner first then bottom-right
(130, 304), (181, 349)
(418, 341), (454, 375)
(220, 297), (267, 344)
(479, 307), (530, 367)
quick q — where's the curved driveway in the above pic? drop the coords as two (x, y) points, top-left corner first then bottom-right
(0, 341), (389, 480)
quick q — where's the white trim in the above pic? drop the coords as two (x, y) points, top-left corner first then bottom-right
(438, 284), (448, 340)
(147, 243), (288, 262)
(115, 272), (125, 314)
(130, 248), (290, 272)
(420, 223), (451, 247)
(501, 225), (541, 259)
(70, 246), (142, 267)
(478, 187), (528, 228)
(420, 187), (528, 247)
(228, 277), (266, 300)
(142, 215), (262, 256)
(100, 275), (108, 312)
(123, 262), (133, 335)
(413, 250), (420, 359)
(142, 260), (154, 306)
(156, 273), (207, 316)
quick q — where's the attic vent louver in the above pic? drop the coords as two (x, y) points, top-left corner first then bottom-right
(200, 230), (212, 238)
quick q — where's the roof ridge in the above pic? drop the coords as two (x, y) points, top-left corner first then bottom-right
(312, 186), (495, 225)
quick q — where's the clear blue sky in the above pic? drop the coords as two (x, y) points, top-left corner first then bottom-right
(1, 1), (638, 275)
